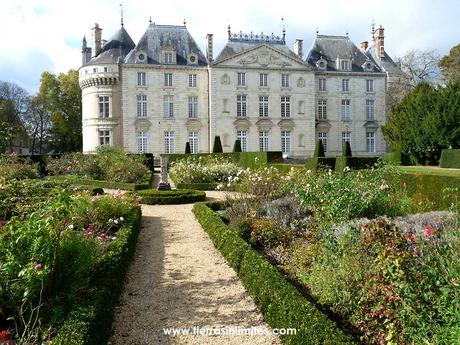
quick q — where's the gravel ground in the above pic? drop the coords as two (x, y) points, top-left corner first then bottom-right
(109, 191), (280, 345)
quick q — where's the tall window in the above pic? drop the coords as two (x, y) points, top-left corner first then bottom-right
(237, 130), (248, 152)
(188, 74), (197, 87)
(259, 130), (269, 152)
(281, 74), (290, 87)
(237, 95), (247, 117)
(341, 99), (351, 120)
(137, 72), (146, 86)
(137, 131), (148, 153)
(318, 99), (327, 119)
(341, 60), (350, 70)
(137, 95), (147, 117)
(318, 132), (327, 152)
(342, 79), (350, 92)
(366, 79), (374, 92)
(189, 131), (199, 154)
(164, 95), (174, 117)
(164, 73), (173, 86)
(281, 96), (291, 117)
(188, 96), (198, 118)
(342, 131), (351, 150)
(281, 131), (291, 154)
(164, 52), (173, 64)
(366, 132), (375, 153)
(260, 73), (268, 87)
(99, 130), (110, 146)
(366, 100), (375, 120)
(237, 72), (246, 86)
(164, 131), (175, 153)
(319, 78), (326, 91)
(98, 96), (110, 118)
(259, 96), (269, 117)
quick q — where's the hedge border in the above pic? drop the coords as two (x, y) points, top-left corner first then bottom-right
(439, 149), (460, 169)
(49, 176), (150, 191)
(136, 189), (206, 205)
(54, 206), (142, 344)
(175, 182), (219, 190)
(192, 202), (355, 344)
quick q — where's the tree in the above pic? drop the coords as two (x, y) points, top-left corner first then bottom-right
(233, 139), (242, 152)
(440, 44), (460, 83)
(23, 96), (51, 154)
(185, 142), (191, 154)
(313, 139), (325, 157)
(38, 70), (82, 152)
(396, 49), (443, 87)
(212, 136), (223, 153)
(0, 121), (14, 153)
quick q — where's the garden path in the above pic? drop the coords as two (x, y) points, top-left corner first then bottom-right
(109, 191), (280, 345)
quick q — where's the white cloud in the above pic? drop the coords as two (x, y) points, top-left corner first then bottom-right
(0, 0), (458, 94)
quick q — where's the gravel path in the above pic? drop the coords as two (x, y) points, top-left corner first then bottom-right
(109, 191), (280, 345)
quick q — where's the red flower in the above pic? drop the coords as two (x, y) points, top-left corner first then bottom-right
(388, 295), (400, 302)
(0, 219), (4, 227)
(386, 284), (395, 292)
(423, 225), (436, 237)
(0, 329), (10, 341)
(414, 246), (421, 255)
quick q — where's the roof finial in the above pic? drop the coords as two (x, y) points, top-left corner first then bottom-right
(281, 17), (286, 43)
(119, 3), (124, 27)
(346, 29), (349, 36)
(228, 24), (231, 39)
(149, 16), (152, 24)
(371, 19), (375, 39)
(316, 27), (319, 35)
(183, 18), (187, 26)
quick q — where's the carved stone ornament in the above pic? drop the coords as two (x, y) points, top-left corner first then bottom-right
(221, 74), (230, 85)
(297, 77), (305, 87)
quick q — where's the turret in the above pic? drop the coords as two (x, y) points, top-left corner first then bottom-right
(81, 36), (92, 65)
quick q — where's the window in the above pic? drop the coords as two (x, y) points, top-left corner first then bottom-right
(260, 73), (268, 87)
(319, 78), (326, 91)
(318, 132), (327, 152)
(318, 99), (327, 119)
(188, 96), (198, 118)
(137, 72), (146, 86)
(281, 96), (291, 117)
(342, 79), (350, 92)
(259, 96), (269, 117)
(366, 100), (375, 120)
(366, 132), (375, 153)
(137, 131), (148, 153)
(189, 131), (199, 153)
(136, 95), (147, 117)
(98, 130), (110, 146)
(341, 99), (351, 120)
(281, 74), (290, 87)
(281, 131), (291, 154)
(164, 131), (175, 153)
(237, 95), (247, 117)
(342, 131), (351, 150)
(104, 67), (108, 72)
(259, 130), (269, 152)
(341, 60), (350, 70)
(366, 79), (374, 92)
(164, 52), (173, 64)
(237, 130), (248, 152)
(98, 96), (110, 118)
(189, 74), (197, 87)
(164, 95), (174, 117)
(237, 72), (246, 86)
(164, 73), (173, 86)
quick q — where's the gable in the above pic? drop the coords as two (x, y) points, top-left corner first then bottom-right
(213, 45), (307, 70)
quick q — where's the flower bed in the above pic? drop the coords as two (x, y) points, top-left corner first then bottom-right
(0, 153), (40, 181)
(135, 189), (206, 205)
(49, 175), (150, 191)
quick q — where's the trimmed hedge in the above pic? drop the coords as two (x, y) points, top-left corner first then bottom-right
(336, 156), (380, 173)
(176, 182), (219, 190)
(305, 157), (336, 171)
(49, 176), (150, 191)
(136, 189), (206, 205)
(54, 206), (142, 345)
(193, 202), (355, 344)
(269, 163), (304, 174)
(439, 149), (460, 168)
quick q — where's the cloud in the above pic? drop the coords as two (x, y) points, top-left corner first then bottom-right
(0, 0), (458, 94)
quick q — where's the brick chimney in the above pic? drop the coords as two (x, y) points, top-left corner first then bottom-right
(294, 39), (303, 59)
(206, 34), (213, 62)
(360, 41), (368, 52)
(91, 23), (102, 57)
(374, 25), (385, 59)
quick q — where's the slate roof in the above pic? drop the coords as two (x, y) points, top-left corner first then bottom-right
(125, 24), (207, 66)
(365, 44), (403, 77)
(306, 35), (382, 73)
(85, 26), (135, 65)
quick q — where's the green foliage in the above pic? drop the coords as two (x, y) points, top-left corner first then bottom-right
(305, 157), (336, 171)
(212, 136), (223, 153)
(0, 153), (40, 180)
(135, 189), (206, 205)
(175, 182), (219, 190)
(0, 121), (14, 153)
(313, 139), (325, 157)
(233, 139), (242, 153)
(440, 43), (460, 83)
(184, 142), (191, 154)
(49, 176), (149, 191)
(193, 202), (355, 344)
(249, 218), (293, 248)
(342, 141), (352, 157)
(439, 149), (460, 168)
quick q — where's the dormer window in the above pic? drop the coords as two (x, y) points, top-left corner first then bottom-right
(165, 52), (173, 64)
(188, 53), (198, 65)
(316, 58), (327, 70)
(136, 51), (147, 63)
(162, 50), (176, 64)
(362, 60), (374, 72)
(340, 59), (351, 71)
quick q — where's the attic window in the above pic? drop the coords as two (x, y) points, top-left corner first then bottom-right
(316, 58), (327, 70)
(138, 53), (145, 61)
(340, 60), (351, 71)
(164, 52), (173, 64)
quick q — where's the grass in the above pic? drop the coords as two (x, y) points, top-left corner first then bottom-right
(398, 166), (460, 177)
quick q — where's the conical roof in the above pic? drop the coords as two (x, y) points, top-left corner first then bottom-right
(85, 26), (135, 65)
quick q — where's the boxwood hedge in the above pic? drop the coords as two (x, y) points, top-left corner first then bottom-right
(192, 202), (355, 344)
(439, 149), (460, 168)
(175, 182), (219, 190)
(49, 176), (150, 190)
(136, 189), (206, 205)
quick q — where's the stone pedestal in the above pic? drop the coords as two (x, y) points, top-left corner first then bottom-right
(157, 156), (171, 190)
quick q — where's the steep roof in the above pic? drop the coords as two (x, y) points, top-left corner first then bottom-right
(365, 44), (403, 77)
(306, 34), (382, 73)
(86, 26), (135, 65)
(125, 24), (207, 66)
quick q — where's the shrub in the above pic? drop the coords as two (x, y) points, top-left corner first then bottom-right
(175, 182), (219, 190)
(313, 139), (325, 157)
(212, 136), (223, 153)
(135, 189), (206, 205)
(439, 149), (460, 168)
(249, 219), (293, 248)
(342, 141), (352, 157)
(233, 139), (242, 153)
(46, 152), (101, 179)
(0, 153), (40, 180)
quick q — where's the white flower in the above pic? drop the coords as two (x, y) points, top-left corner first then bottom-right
(343, 166), (351, 172)
(68, 224), (74, 230)
(119, 217), (124, 222)
(114, 219), (119, 224)
(109, 219), (113, 223)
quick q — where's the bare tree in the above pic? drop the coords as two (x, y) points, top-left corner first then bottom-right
(23, 97), (51, 154)
(396, 49), (443, 87)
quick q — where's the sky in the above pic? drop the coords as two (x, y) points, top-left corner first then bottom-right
(0, 0), (458, 94)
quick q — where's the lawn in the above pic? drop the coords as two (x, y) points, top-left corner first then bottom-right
(398, 165), (460, 176)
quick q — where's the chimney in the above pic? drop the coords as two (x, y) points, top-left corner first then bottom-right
(294, 39), (303, 59)
(81, 36), (92, 65)
(91, 23), (102, 57)
(360, 41), (368, 52)
(102, 39), (107, 48)
(374, 25), (385, 59)
(206, 33), (213, 62)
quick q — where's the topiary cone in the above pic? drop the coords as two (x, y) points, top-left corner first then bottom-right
(342, 141), (352, 157)
(233, 139), (242, 152)
(185, 142), (191, 154)
(314, 139), (325, 157)
(213, 136), (223, 153)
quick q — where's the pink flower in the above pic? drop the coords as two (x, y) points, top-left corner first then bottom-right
(388, 295), (400, 302)
(84, 225), (94, 237)
(423, 225), (436, 237)
(34, 263), (43, 270)
(0, 219), (4, 227)
(0, 329), (10, 341)
(380, 182), (389, 191)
